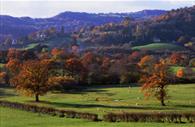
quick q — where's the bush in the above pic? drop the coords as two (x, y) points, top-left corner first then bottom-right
(103, 112), (195, 123)
(0, 100), (98, 121)
(1, 100), (193, 123)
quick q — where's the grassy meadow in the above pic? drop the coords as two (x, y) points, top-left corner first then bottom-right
(132, 43), (186, 51)
(0, 84), (195, 116)
(1, 106), (194, 127)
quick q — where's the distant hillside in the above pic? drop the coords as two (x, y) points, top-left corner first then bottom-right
(0, 10), (166, 42)
(75, 6), (195, 49)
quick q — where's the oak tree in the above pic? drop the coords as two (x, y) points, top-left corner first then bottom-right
(140, 59), (169, 106)
(11, 60), (53, 102)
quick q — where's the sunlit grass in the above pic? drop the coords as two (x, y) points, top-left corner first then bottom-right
(132, 43), (185, 51)
(1, 107), (194, 127)
(1, 84), (194, 116)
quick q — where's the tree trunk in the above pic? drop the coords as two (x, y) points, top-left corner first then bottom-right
(35, 94), (39, 102)
(160, 85), (166, 106)
(161, 97), (165, 106)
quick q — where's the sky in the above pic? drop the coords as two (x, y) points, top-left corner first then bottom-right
(0, 0), (195, 18)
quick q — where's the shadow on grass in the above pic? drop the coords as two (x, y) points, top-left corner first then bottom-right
(54, 84), (138, 95)
(39, 101), (176, 110)
(52, 88), (109, 95)
(0, 88), (16, 98)
(174, 105), (195, 108)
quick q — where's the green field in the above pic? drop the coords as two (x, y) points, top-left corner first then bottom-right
(0, 63), (4, 69)
(132, 43), (185, 51)
(1, 84), (195, 127)
(23, 43), (40, 50)
(1, 106), (194, 127)
(0, 84), (195, 116)
(169, 66), (195, 73)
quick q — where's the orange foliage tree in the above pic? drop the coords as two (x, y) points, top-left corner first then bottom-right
(176, 68), (184, 78)
(101, 57), (111, 73)
(169, 53), (184, 65)
(51, 48), (66, 60)
(128, 51), (141, 63)
(81, 52), (95, 67)
(0, 71), (6, 84)
(65, 58), (86, 83)
(138, 55), (156, 75)
(11, 60), (54, 102)
(5, 58), (21, 84)
(7, 48), (21, 60)
(140, 59), (169, 106)
(6, 59), (21, 75)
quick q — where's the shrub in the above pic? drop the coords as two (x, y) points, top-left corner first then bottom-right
(103, 112), (195, 123)
(0, 100), (98, 121)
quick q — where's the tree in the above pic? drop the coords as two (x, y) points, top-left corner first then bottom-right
(11, 60), (53, 102)
(6, 58), (21, 83)
(138, 55), (156, 75)
(48, 76), (76, 91)
(0, 71), (6, 84)
(65, 58), (86, 83)
(122, 17), (132, 27)
(101, 57), (111, 73)
(128, 51), (141, 63)
(141, 59), (169, 106)
(7, 48), (21, 61)
(189, 58), (195, 67)
(176, 68), (184, 78)
(21, 50), (37, 61)
(169, 53), (184, 65)
(81, 52), (95, 67)
(177, 36), (188, 44)
(60, 26), (65, 35)
(51, 48), (66, 60)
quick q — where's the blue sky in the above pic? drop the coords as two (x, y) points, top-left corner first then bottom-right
(0, 0), (195, 18)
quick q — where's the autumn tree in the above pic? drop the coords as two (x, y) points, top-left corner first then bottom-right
(65, 58), (86, 83)
(101, 57), (111, 73)
(169, 53), (184, 65)
(138, 55), (156, 75)
(51, 48), (66, 60)
(0, 71), (6, 84)
(5, 58), (21, 84)
(128, 51), (141, 63)
(140, 59), (169, 106)
(21, 50), (37, 61)
(176, 68), (184, 78)
(7, 48), (21, 61)
(11, 60), (53, 102)
(48, 76), (76, 91)
(189, 58), (195, 67)
(81, 52), (96, 67)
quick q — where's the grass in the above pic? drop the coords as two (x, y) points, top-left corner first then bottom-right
(132, 43), (185, 51)
(0, 84), (195, 127)
(23, 43), (40, 50)
(169, 66), (195, 73)
(0, 63), (4, 69)
(0, 84), (195, 116)
(1, 107), (194, 127)
(21, 36), (72, 50)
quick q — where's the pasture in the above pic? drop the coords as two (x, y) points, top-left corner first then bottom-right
(132, 43), (186, 51)
(0, 84), (194, 116)
(1, 106), (194, 127)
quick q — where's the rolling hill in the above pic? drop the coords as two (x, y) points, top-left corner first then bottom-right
(0, 10), (166, 42)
